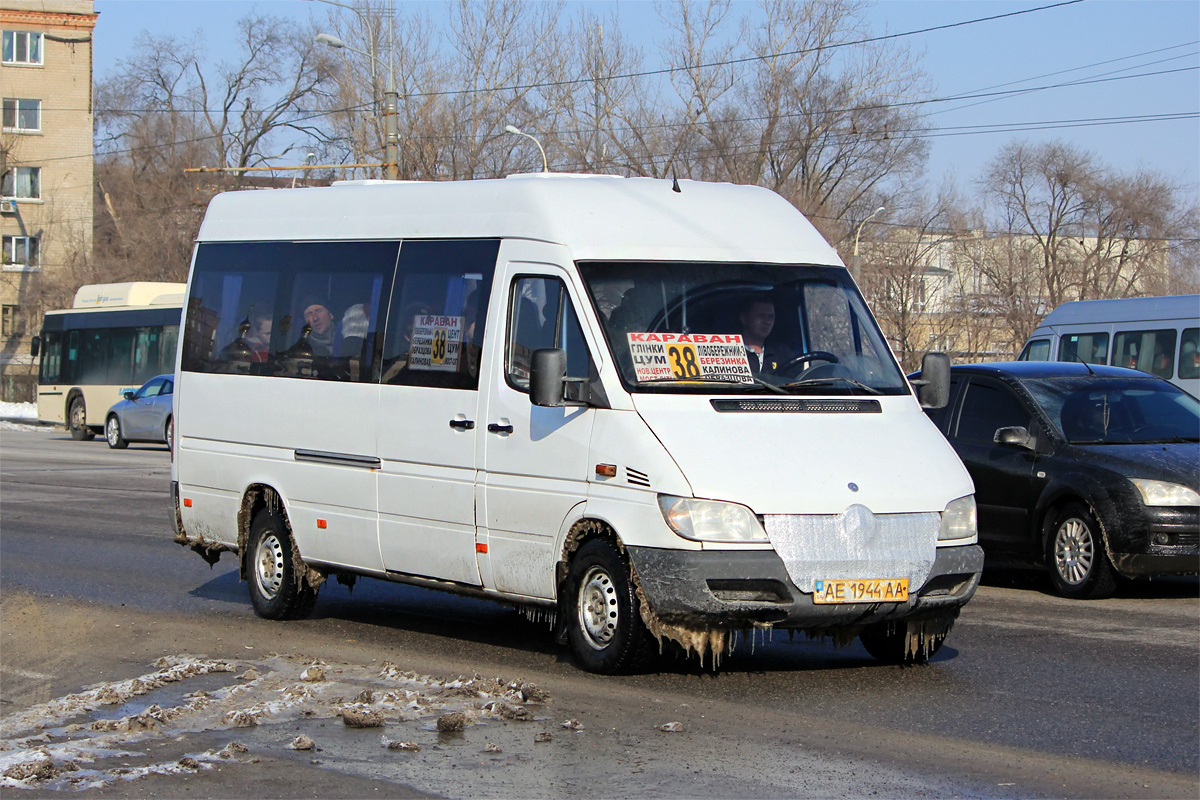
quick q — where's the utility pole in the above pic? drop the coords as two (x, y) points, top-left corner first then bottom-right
(383, 0), (397, 179)
(592, 23), (602, 172)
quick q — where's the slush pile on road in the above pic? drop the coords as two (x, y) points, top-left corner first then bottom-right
(0, 654), (552, 791)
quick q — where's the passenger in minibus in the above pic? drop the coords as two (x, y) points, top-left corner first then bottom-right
(302, 297), (340, 357)
(339, 303), (369, 359)
(245, 311), (272, 362)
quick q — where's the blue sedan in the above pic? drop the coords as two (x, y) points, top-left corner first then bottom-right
(105, 374), (174, 450)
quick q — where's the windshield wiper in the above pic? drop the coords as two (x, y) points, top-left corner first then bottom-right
(637, 375), (788, 394)
(1134, 437), (1200, 444)
(778, 376), (882, 395)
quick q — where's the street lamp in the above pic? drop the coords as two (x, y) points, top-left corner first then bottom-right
(504, 125), (549, 173)
(310, 0), (399, 180)
(851, 205), (885, 281)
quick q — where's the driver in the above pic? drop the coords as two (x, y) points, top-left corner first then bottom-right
(739, 298), (793, 374)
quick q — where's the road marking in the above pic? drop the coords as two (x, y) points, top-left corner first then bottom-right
(1, 666), (54, 680)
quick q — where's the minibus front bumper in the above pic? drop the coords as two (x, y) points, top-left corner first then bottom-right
(626, 543), (983, 630)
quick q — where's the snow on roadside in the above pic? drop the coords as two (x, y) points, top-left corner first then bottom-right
(0, 402), (36, 419)
(0, 654), (552, 792)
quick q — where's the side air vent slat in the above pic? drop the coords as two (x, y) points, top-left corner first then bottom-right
(710, 399), (881, 413)
(626, 467), (651, 488)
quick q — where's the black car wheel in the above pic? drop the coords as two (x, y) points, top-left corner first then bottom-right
(1046, 502), (1116, 599)
(565, 539), (657, 674)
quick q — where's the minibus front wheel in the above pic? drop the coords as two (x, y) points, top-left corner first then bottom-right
(858, 612), (957, 665)
(246, 509), (318, 620)
(565, 539), (656, 674)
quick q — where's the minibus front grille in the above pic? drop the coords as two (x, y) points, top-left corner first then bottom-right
(710, 399), (881, 414)
(626, 467), (651, 488)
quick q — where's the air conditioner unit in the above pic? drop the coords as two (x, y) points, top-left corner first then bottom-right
(0, 199), (16, 214)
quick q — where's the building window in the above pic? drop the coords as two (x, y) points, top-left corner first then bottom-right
(2, 235), (39, 271)
(2, 98), (41, 132)
(1, 167), (40, 199)
(1, 305), (26, 337)
(1, 31), (42, 65)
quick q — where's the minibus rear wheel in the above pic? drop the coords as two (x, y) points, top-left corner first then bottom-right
(246, 509), (318, 620)
(565, 539), (656, 674)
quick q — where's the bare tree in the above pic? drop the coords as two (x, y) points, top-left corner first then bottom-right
(92, 13), (335, 284)
(976, 139), (1192, 355)
(859, 188), (972, 371)
(658, 0), (932, 242)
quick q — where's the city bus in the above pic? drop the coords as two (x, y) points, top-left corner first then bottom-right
(32, 282), (184, 439)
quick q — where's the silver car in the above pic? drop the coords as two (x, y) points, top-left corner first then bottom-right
(105, 374), (174, 450)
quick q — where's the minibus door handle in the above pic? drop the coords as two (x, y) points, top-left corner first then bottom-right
(448, 419), (475, 431)
(487, 423), (514, 435)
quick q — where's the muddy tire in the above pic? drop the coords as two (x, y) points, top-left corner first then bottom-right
(69, 398), (94, 441)
(246, 509), (318, 620)
(1046, 502), (1116, 599)
(564, 539), (656, 674)
(860, 617), (952, 665)
(105, 415), (128, 449)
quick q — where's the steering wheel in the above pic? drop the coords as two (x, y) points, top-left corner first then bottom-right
(779, 351), (839, 374)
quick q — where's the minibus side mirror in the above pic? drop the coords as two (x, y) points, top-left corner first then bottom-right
(530, 348), (567, 407)
(30, 336), (40, 358)
(916, 352), (950, 409)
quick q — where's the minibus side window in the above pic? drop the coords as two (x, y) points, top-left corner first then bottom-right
(505, 276), (591, 395)
(380, 239), (498, 390)
(284, 241), (396, 382)
(182, 241), (399, 382)
(1057, 332), (1108, 365)
(1113, 329), (1176, 379)
(1179, 328), (1198, 380)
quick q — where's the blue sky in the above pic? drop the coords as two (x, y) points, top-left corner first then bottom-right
(91, 0), (1200, 193)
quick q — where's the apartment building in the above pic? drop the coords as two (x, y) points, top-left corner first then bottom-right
(0, 0), (95, 401)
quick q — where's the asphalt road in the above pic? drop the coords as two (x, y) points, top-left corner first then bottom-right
(2, 427), (1197, 798)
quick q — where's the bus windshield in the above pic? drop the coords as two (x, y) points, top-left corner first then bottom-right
(578, 261), (909, 396)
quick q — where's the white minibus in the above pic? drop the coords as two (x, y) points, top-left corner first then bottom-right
(1018, 295), (1199, 397)
(172, 175), (982, 673)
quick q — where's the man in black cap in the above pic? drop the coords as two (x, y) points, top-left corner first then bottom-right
(302, 296), (340, 357)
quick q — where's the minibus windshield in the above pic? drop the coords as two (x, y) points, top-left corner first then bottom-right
(579, 261), (910, 396)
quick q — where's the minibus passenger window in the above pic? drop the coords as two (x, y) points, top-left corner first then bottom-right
(380, 239), (498, 390)
(1180, 328), (1198, 380)
(1113, 329), (1176, 378)
(182, 240), (400, 382)
(1057, 333), (1108, 365)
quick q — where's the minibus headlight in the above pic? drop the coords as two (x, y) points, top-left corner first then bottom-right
(1130, 479), (1200, 507)
(657, 495), (768, 542)
(938, 495), (977, 541)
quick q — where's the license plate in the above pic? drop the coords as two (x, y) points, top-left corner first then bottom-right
(812, 578), (909, 604)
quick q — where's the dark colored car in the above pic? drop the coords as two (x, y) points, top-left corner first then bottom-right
(105, 374), (174, 450)
(918, 361), (1199, 598)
